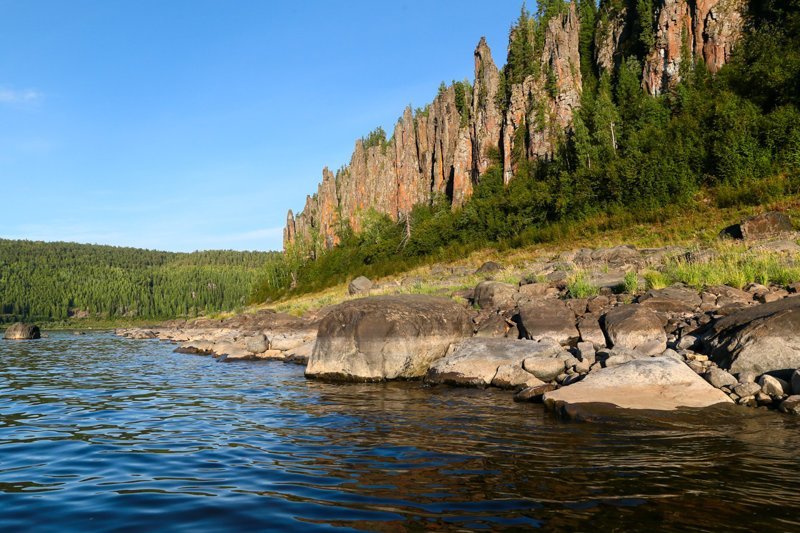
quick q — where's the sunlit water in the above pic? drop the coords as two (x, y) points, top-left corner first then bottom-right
(1, 332), (799, 531)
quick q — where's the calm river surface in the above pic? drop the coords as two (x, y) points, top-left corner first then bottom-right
(1, 332), (799, 531)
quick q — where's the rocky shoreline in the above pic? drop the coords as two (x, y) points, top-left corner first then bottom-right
(117, 215), (800, 419)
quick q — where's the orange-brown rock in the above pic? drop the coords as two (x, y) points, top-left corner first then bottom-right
(643, 0), (744, 95)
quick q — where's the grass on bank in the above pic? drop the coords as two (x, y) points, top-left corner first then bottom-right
(652, 243), (800, 290)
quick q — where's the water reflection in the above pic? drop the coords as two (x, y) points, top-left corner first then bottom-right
(0, 332), (798, 530)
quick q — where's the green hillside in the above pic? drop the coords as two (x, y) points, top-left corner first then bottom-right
(0, 239), (274, 323)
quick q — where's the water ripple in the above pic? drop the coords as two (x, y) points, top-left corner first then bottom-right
(0, 332), (799, 530)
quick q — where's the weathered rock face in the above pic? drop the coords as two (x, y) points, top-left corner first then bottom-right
(595, 1), (630, 75)
(306, 295), (474, 381)
(502, 2), (583, 183)
(285, 0), (743, 251)
(643, 0), (745, 96)
(471, 37), (503, 177)
(705, 297), (800, 376)
(3, 323), (41, 340)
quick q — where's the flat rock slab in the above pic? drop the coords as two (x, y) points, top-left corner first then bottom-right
(543, 357), (732, 417)
(705, 296), (800, 376)
(306, 295), (473, 381)
(638, 286), (702, 314)
(426, 337), (562, 388)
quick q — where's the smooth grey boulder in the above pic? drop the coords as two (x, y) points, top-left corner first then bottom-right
(759, 374), (790, 396)
(245, 333), (270, 354)
(705, 297), (800, 375)
(518, 300), (579, 344)
(473, 281), (517, 311)
(603, 304), (666, 356)
(543, 356), (733, 415)
(3, 323), (41, 340)
(425, 337), (559, 388)
(704, 367), (738, 389)
(306, 295), (473, 381)
(522, 357), (567, 382)
(348, 276), (373, 296)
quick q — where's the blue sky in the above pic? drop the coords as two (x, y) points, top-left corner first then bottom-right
(0, 1), (521, 252)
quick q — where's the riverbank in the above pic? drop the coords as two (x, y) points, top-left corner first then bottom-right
(115, 212), (800, 419)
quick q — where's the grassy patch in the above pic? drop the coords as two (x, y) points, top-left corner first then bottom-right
(566, 272), (599, 298)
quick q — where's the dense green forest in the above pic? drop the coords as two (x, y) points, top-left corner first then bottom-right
(0, 240), (274, 323)
(254, 0), (800, 301)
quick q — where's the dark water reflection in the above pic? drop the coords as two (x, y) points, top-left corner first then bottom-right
(1, 333), (799, 531)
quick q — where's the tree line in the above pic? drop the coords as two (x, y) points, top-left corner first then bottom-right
(0, 239), (275, 323)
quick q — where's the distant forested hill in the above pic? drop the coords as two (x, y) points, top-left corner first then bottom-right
(0, 239), (274, 323)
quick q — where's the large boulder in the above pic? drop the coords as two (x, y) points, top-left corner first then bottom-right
(348, 276), (373, 296)
(705, 297), (800, 376)
(473, 281), (517, 311)
(543, 357), (733, 416)
(3, 323), (41, 340)
(306, 295), (473, 381)
(518, 300), (579, 344)
(425, 337), (562, 388)
(720, 211), (793, 240)
(245, 333), (270, 354)
(602, 304), (666, 356)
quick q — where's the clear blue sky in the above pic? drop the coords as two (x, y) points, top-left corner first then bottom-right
(0, 1), (522, 252)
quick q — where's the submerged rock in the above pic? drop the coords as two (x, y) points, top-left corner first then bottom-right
(306, 295), (473, 381)
(3, 323), (41, 340)
(543, 356), (732, 416)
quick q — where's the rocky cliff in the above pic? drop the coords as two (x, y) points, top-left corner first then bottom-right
(284, 0), (745, 251)
(642, 0), (745, 95)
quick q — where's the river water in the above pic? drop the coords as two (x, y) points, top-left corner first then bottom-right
(1, 332), (799, 531)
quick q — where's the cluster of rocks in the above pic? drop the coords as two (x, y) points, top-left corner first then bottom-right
(117, 310), (318, 365)
(118, 213), (800, 419)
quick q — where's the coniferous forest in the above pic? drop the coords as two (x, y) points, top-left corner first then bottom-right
(0, 239), (273, 323)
